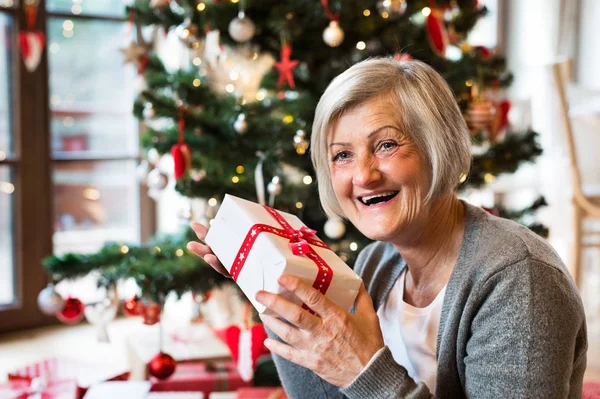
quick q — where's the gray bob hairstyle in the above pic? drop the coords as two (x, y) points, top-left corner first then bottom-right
(311, 57), (472, 219)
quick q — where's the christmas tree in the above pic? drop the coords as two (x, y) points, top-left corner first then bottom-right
(42, 0), (544, 304)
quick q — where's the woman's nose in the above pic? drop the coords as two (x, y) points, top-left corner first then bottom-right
(352, 155), (381, 187)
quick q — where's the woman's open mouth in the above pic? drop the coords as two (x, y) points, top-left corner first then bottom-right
(358, 191), (399, 206)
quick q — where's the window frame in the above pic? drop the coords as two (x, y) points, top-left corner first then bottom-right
(0, 0), (154, 333)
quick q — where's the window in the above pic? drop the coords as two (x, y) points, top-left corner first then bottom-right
(0, 0), (151, 333)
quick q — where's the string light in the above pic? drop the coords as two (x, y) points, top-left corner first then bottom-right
(296, 202), (303, 209)
(192, 57), (202, 66)
(0, 182), (14, 194)
(484, 173), (496, 183)
(63, 20), (74, 30)
(208, 198), (218, 206)
(229, 71), (239, 81)
(197, 2), (206, 11)
(231, 0), (239, 3)
(154, 246), (162, 253)
(71, 5), (82, 14)
(350, 242), (358, 251)
(193, 79), (201, 87)
(356, 41), (366, 50)
(303, 175), (313, 185)
(225, 84), (235, 93)
(256, 89), (266, 101)
(363, 9), (370, 16)
(381, 11), (389, 18)
(422, 7), (431, 16)
(465, 79), (474, 87)
(282, 115), (294, 124)
(236, 165), (245, 174)
(232, 176), (240, 183)
(120, 245), (129, 254)
(83, 188), (100, 200)
(175, 249), (184, 257)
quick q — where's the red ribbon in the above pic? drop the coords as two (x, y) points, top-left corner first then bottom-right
(320, 0), (340, 22)
(6, 377), (75, 399)
(231, 206), (332, 315)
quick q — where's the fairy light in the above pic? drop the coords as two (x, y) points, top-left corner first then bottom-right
(484, 173), (496, 183)
(192, 57), (202, 66)
(229, 71), (239, 81)
(63, 20), (74, 30)
(0, 182), (15, 194)
(356, 41), (366, 50)
(208, 198), (218, 206)
(236, 165), (245, 174)
(154, 246), (162, 253)
(350, 242), (358, 251)
(256, 89), (266, 101)
(296, 202), (303, 209)
(363, 9), (370, 16)
(465, 79), (474, 87)
(231, 0), (239, 3)
(120, 245), (129, 254)
(197, 2), (206, 11)
(422, 7), (431, 16)
(225, 84), (235, 93)
(232, 176), (240, 183)
(175, 249), (184, 257)
(303, 175), (313, 185)
(71, 4), (82, 14)
(283, 115), (294, 124)
(193, 79), (201, 87)
(381, 11), (389, 18)
(83, 188), (100, 200)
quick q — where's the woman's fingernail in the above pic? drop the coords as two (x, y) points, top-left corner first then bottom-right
(255, 291), (266, 303)
(279, 275), (289, 286)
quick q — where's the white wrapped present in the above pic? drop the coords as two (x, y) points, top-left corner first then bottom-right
(205, 194), (362, 315)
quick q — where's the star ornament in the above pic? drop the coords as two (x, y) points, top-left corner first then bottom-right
(119, 41), (147, 65)
(274, 44), (299, 89)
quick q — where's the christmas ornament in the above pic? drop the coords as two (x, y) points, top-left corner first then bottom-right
(150, 0), (170, 7)
(147, 148), (161, 166)
(37, 283), (65, 315)
(147, 168), (169, 191)
(322, 21), (344, 48)
(324, 217), (346, 239)
(376, 0), (407, 18)
(171, 143), (192, 180)
(123, 295), (145, 317)
(228, 12), (255, 43)
(321, 0), (344, 47)
(19, 0), (45, 73)
(84, 288), (119, 343)
(426, 5), (448, 56)
(148, 352), (177, 380)
(143, 301), (161, 325)
(489, 100), (511, 142)
(466, 99), (495, 134)
(293, 130), (309, 155)
(274, 44), (299, 89)
(119, 41), (147, 65)
(57, 297), (85, 324)
(233, 113), (248, 134)
(176, 19), (199, 47)
(267, 175), (282, 196)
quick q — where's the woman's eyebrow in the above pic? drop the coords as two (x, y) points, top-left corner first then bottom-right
(329, 125), (401, 148)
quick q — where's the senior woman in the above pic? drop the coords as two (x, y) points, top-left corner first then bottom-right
(187, 58), (587, 398)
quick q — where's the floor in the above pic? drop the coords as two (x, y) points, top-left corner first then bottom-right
(0, 317), (599, 385)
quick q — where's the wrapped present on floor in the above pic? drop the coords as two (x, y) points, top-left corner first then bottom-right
(82, 381), (150, 399)
(205, 194), (363, 315)
(0, 378), (78, 399)
(7, 358), (129, 399)
(149, 361), (250, 397)
(126, 324), (231, 380)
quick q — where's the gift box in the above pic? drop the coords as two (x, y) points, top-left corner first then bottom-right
(235, 388), (287, 399)
(149, 361), (250, 397)
(82, 381), (150, 399)
(0, 378), (78, 399)
(126, 324), (231, 380)
(8, 358), (130, 399)
(205, 194), (362, 315)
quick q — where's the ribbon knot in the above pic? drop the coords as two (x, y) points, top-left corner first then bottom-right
(287, 227), (317, 256)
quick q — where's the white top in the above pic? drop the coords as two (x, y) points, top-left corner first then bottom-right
(376, 269), (447, 391)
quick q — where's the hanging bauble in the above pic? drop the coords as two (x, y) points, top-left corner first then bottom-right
(466, 99), (495, 133)
(57, 297), (85, 324)
(323, 21), (344, 47)
(37, 283), (65, 315)
(147, 168), (169, 191)
(267, 176), (282, 196)
(143, 103), (155, 120)
(376, 0), (407, 18)
(233, 114), (248, 134)
(171, 143), (192, 180)
(176, 19), (199, 47)
(228, 11), (255, 43)
(324, 217), (346, 239)
(143, 301), (161, 325)
(84, 290), (119, 343)
(124, 295), (145, 317)
(150, 0), (170, 7)
(147, 148), (161, 166)
(148, 352), (177, 380)
(426, 8), (449, 56)
(293, 129), (309, 155)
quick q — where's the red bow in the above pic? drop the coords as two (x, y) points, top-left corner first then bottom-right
(287, 226), (317, 256)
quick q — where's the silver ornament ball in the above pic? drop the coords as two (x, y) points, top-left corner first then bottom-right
(324, 217), (346, 239)
(267, 176), (282, 196)
(37, 283), (65, 315)
(234, 113), (248, 134)
(228, 12), (256, 43)
(323, 21), (344, 47)
(147, 168), (169, 191)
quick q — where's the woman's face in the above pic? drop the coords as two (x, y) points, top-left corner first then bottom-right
(328, 96), (430, 242)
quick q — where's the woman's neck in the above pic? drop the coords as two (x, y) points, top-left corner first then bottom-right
(392, 195), (466, 306)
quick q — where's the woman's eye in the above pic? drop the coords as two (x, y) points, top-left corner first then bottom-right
(332, 151), (351, 162)
(379, 141), (398, 151)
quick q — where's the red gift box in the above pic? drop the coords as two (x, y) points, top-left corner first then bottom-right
(236, 388), (287, 399)
(0, 378), (78, 399)
(150, 361), (250, 397)
(8, 358), (130, 399)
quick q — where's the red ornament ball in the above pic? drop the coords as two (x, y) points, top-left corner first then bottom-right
(123, 295), (145, 317)
(57, 297), (85, 324)
(148, 352), (176, 380)
(142, 302), (161, 325)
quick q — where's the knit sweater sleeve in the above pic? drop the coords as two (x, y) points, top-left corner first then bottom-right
(463, 258), (587, 398)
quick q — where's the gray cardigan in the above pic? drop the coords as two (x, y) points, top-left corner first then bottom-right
(270, 202), (588, 398)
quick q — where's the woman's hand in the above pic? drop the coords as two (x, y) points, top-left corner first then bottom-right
(257, 275), (385, 388)
(186, 222), (230, 278)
